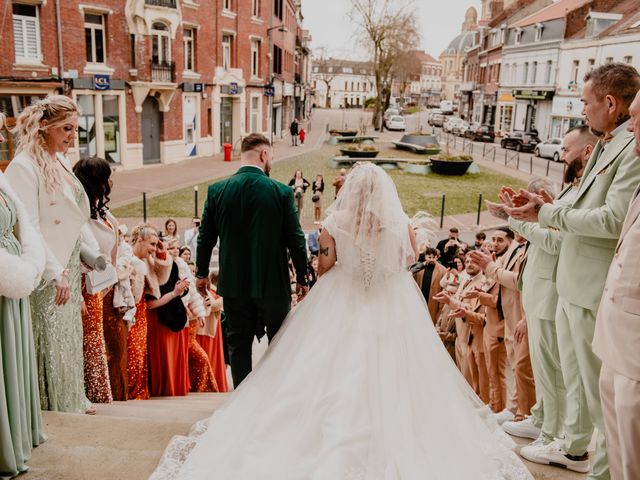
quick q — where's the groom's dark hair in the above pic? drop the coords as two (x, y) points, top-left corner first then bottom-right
(241, 133), (272, 153)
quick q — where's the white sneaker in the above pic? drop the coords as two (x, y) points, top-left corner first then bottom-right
(520, 439), (590, 473)
(494, 409), (515, 425)
(502, 416), (541, 440)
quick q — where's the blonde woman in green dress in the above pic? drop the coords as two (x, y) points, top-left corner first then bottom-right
(5, 96), (93, 414)
(0, 112), (47, 478)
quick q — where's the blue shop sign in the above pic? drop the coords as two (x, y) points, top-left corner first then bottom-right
(194, 83), (203, 93)
(229, 82), (239, 95)
(94, 74), (111, 91)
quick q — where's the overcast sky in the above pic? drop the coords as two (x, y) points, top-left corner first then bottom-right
(303, 0), (482, 61)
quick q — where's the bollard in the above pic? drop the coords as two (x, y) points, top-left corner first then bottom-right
(482, 143), (486, 157)
(493, 148), (496, 162)
(440, 194), (446, 229)
(194, 186), (199, 217)
(530, 156), (533, 174)
(517, 154), (520, 169)
(143, 191), (147, 223)
(504, 149), (508, 165)
(477, 193), (483, 225)
(546, 159), (551, 177)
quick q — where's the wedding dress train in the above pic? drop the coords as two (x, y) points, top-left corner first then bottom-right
(151, 164), (532, 480)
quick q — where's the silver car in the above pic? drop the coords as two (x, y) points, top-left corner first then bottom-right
(534, 137), (563, 162)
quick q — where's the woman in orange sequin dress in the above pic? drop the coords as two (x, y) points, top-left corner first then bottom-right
(128, 225), (172, 400)
(197, 272), (228, 392)
(74, 157), (117, 404)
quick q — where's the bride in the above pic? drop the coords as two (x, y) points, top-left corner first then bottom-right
(151, 162), (532, 480)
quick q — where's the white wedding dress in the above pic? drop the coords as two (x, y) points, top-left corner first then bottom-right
(150, 164), (533, 480)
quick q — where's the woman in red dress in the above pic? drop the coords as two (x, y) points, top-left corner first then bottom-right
(128, 225), (172, 400)
(197, 271), (229, 392)
(147, 258), (190, 397)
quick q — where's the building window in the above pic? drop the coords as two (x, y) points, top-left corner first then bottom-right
(588, 58), (595, 70)
(250, 39), (260, 77)
(274, 0), (283, 19)
(514, 28), (523, 45)
(572, 60), (580, 83)
(545, 60), (552, 84)
(250, 96), (260, 133)
(534, 24), (543, 42)
(624, 56), (632, 64)
(222, 34), (232, 70)
(151, 22), (171, 65)
(531, 61), (537, 84)
(522, 62), (529, 84)
(273, 45), (282, 75)
(12, 3), (42, 63)
(77, 94), (122, 164)
(223, 0), (232, 11)
(183, 28), (195, 71)
(605, 57), (613, 64)
(84, 13), (106, 64)
(252, 0), (260, 17)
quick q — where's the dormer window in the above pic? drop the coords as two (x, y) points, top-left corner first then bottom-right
(514, 28), (523, 45)
(534, 23), (543, 42)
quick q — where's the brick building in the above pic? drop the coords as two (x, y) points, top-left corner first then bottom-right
(0, 0), (311, 170)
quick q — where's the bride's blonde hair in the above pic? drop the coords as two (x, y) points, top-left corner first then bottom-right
(12, 95), (80, 193)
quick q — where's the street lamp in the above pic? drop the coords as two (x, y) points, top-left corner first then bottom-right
(267, 23), (289, 144)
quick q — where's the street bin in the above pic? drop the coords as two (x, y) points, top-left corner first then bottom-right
(223, 143), (232, 162)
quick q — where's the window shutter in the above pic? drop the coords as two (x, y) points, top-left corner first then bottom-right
(13, 15), (40, 62)
(13, 17), (25, 59)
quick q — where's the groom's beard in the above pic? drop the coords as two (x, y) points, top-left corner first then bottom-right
(563, 156), (583, 184)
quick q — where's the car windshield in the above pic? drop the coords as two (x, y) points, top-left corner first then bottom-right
(391, 116), (404, 122)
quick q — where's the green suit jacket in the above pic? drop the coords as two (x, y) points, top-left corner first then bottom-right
(196, 166), (308, 299)
(538, 129), (640, 311)
(509, 184), (576, 321)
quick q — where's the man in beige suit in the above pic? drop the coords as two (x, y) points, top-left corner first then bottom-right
(470, 230), (536, 423)
(414, 247), (448, 323)
(433, 256), (488, 401)
(593, 89), (640, 480)
(507, 63), (640, 479)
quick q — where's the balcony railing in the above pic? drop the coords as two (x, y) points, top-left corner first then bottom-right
(151, 61), (175, 83)
(145, 0), (176, 7)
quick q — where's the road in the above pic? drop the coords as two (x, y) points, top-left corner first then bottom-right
(403, 112), (567, 184)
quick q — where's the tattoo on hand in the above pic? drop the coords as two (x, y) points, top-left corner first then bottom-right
(320, 247), (329, 256)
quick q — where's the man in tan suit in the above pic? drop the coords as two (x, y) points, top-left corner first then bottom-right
(433, 255), (488, 401)
(593, 89), (640, 480)
(414, 247), (448, 324)
(470, 228), (536, 422)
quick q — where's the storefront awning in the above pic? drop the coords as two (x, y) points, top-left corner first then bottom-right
(512, 89), (554, 101)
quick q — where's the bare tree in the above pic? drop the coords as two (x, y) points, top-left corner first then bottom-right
(313, 47), (338, 108)
(392, 51), (422, 106)
(350, 0), (421, 128)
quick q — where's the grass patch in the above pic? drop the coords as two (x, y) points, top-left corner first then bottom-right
(112, 142), (526, 220)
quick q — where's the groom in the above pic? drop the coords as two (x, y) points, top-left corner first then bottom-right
(195, 134), (309, 386)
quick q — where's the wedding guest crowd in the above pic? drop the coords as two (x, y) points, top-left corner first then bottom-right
(416, 63), (640, 480)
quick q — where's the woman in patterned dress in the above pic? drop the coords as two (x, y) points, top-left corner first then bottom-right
(5, 96), (94, 414)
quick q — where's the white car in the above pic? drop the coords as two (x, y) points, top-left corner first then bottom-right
(386, 115), (406, 131)
(444, 117), (464, 134)
(453, 120), (470, 136)
(534, 137), (563, 162)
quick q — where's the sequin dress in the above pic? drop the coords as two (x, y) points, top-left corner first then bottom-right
(188, 321), (218, 393)
(81, 284), (113, 404)
(0, 192), (46, 478)
(29, 186), (91, 413)
(127, 297), (150, 400)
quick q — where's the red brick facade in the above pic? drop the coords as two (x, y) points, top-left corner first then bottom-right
(0, 0), (311, 170)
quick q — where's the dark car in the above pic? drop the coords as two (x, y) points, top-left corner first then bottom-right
(464, 124), (495, 143)
(500, 131), (540, 152)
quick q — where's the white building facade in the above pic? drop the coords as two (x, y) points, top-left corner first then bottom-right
(311, 60), (376, 109)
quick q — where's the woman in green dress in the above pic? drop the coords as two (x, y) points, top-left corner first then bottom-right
(5, 96), (93, 414)
(0, 112), (47, 478)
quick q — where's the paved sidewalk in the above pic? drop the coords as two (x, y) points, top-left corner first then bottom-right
(110, 111), (331, 208)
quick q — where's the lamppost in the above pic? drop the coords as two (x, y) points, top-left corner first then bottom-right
(267, 23), (288, 144)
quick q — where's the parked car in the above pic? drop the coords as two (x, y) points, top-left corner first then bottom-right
(534, 137), (563, 161)
(386, 115), (406, 131)
(384, 108), (399, 121)
(501, 131), (541, 152)
(465, 124), (495, 143)
(443, 117), (464, 133)
(453, 120), (470, 136)
(428, 109), (445, 127)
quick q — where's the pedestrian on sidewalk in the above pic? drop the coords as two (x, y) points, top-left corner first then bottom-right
(290, 118), (299, 146)
(288, 170), (310, 218)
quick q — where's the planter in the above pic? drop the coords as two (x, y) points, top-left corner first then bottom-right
(339, 149), (380, 158)
(330, 129), (358, 137)
(400, 134), (439, 147)
(429, 158), (473, 175)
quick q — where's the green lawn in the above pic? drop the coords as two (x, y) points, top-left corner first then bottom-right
(112, 143), (526, 220)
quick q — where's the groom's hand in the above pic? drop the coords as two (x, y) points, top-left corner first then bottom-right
(196, 276), (210, 298)
(296, 283), (309, 302)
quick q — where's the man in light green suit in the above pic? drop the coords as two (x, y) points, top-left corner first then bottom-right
(507, 63), (640, 480)
(492, 126), (597, 450)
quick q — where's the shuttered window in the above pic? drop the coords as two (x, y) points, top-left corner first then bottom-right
(13, 4), (42, 63)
